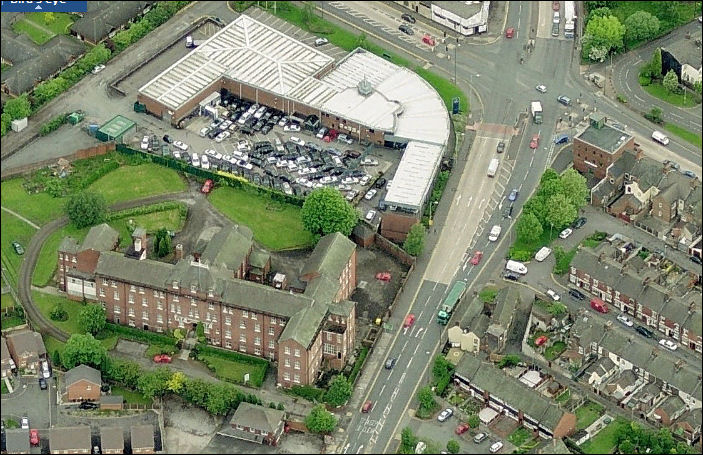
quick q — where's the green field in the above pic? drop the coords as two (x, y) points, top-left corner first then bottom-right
(581, 418), (629, 454)
(664, 122), (703, 148)
(11, 12), (77, 44)
(1, 293), (17, 311)
(576, 401), (605, 431)
(0, 212), (38, 289)
(1, 178), (67, 226)
(88, 163), (186, 205)
(43, 335), (66, 359)
(209, 186), (314, 250)
(110, 385), (152, 405)
(32, 290), (85, 335)
(198, 353), (268, 386)
(642, 83), (700, 108)
(33, 224), (89, 287)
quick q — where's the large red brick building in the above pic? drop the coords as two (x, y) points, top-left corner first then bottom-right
(572, 113), (635, 180)
(58, 224), (357, 387)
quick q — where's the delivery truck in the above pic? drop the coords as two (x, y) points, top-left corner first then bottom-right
(530, 101), (543, 124)
(505, 260), (528, 275)
(437, 281), (467, 325)
(487, 158), (500, 177)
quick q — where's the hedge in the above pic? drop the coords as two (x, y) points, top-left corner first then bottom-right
(39, 113), (69, 136)
(289, 385), (326, 402)
(192, 343), (270, 369)
(107, 201), (187, 221)
(348, 346), (369, 385)
(102, 322), (177, 347)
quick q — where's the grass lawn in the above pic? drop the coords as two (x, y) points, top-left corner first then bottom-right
(1, 212), (39, 289)
(1, 379), (8, 394)
(555, 389), (570, 404)
(144, 343), (177, 358)
(576, 401), (605, 431)
(508, 427), (533, 446)
(110, 207), (185, 249)
(664, 122), (703, 148)
(1, 178), (67, 226)
(544, 341), (567, 361)
(510, 225), (561, 260)
(110, 386), (152, 405)
(198, 353), (267, 386)
(553, 246), (577, 275)
(1, 292), (17, 310)
(642, 83), (699, 108)
(1, 315), (25, 330)
(209, 186), (314, 250)
(581, 418), (629, 454)
(88, 163), (186, 205)
(43, 335), (66, 359)
(11, 12), (77, 44)
(32, 291), (85, 335)
(33, 224), (89, 287)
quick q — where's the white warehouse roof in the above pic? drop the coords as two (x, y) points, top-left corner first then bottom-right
(384, 141), (445, 211)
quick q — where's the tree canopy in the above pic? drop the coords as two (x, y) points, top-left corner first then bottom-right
(546, 194), (578, 231)
(65, 192), (107, 228)
(662, 69), (679, 93)
(78, 304), (106, 335)
(583, 14), (625, 60)
(560, 168), (589, 210)
(305, 404), (337, 434)
(324, 375), (352, 407)
(62, 333), (108, 370)
(624, 11), (660, 44)
(403, 223), (426, 256)
(301, 187), (358, 239)
(516, 212), (543, 244)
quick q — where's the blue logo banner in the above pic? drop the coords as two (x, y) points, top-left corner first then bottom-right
(1, 1), (88, 13)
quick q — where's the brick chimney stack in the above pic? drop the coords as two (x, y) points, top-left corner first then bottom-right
(175, 243), (184, 260)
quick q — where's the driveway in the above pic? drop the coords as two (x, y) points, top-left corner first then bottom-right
(1, 372), (56, 434)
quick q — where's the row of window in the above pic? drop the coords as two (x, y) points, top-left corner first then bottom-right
(282, 372), (301, 383)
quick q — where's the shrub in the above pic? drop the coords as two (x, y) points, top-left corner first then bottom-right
(39, 113), (69, 136)
(289, 385), (325, 402)
(509, 249), (533, 262)
(103, 323), (177, 347)
(50, 303), (68, 321)
(638, 75), (651, 86)
(616, 94), (627, 103)
(348, 346), (369, 384)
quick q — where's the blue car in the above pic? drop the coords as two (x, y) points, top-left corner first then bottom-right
(554, 134), (569, 144)
(508, 189), (519, 202)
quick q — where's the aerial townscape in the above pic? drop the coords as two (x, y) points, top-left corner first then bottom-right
(1, 1), (702, 454)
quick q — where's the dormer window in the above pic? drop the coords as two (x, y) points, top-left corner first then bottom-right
(208, 289), (214, 297)
(191, 284), (197, 294)
(172, 281), (178, 289)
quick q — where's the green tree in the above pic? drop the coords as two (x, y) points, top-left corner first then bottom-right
(587, 7), (612, 20)
(468, 414), (480, 428)
(137, 367), (172, 399)
(584, 14), (625, 56)
(432, 355), (454, 380)
(516, 212), (543, 244)
(105, 359), (141, 389)
(62, 333), (108, 370)
(356, 32), (370, 50)
(4, 95), (31, 120)
(446, 440), (460, 454)
(78, 304), (106, 335)
(548, 303), (568, 316)
(498, 354), (521, 368)
(65, 192), (107, 228)
(205, 383), (240, 415)
(301, 187), (358, 239)
(50, 303), (68, 321)
(417, 385), (436, 411)
(523, 195), (548, 224)
(560, 168), (589, 210)
(401, 427), (418, 452)
(588, 45), (609, 62)
(663, 69), (679, 93)
(325, 375), (352, 407)
(694, 80), (702, 95)
(624, 11), (660, 44)
(43, 12), (56, 24)
(537, 174), (564, 201)
(645, 106), (663, 124)
(51, 349), (62, 368)
(619, 439), (635, 454)
(167, 371), (186, 394)
(650, 48), (663, 79)
(403, 223), (426, 256)
(305, 404), (337, 434)
(546, 194), (577, 232)
(662, 1), (681, 24)
(300, 2), (315, 29)
(182, 378), (210, 407)
(154, 228), (172, 257)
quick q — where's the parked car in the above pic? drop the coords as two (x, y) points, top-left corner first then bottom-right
(455, 423), (470, 435)
(504, 272), (519, 281)
(535, 84), (547, 93)
(92, 64), (106, 74)
(153, 354), (172, 364)
(360, 157), (378, 166)
(557, 95), (571, 106)
(691, 255), (703, 265)
(199, 127), (211, 137)
(21, 417), (30, 429)
(530, 134), (540, 149)
(568, 288), (585, 300)
(173, 141), (188, 151)
(140, 135), (150, 150)
(490, 441), (504, 453)
(559, 228), (573, 239)
(365, 209), (376, 221)
(554, 134), (569, 144)
(473, 433), (488, 443)
(79, 401), (98, 410)
(496, 141), (505, 153)
(437, 408), (453, 422)
(403, 313), (416, 328)
(12, 241), (24, 255)
(201, 179), (214, 194)
(636, 325), (654, 338)
(41, 360), (50, 379)
(401, 13), (416, 23)
(682, 170), (697, 179)
(553, 0), (560, 11)
(659, 339), (678, 351)
(617, 314), (634, 327)
(364, 189), (378, 200)
(30, 429), (39, 446)
(572, 217), (587, 229)
(546, 289), (561, 301)
(290, 136), (305, 146)
(399, 24), (414, 35)
(470, 251), (483, 265)
(385, 357), (397, 369)
(314, 37), (329, 46)
(39, 377), (47, 390)
(508, 189), (519, 202)
(374, 177), (387, 189)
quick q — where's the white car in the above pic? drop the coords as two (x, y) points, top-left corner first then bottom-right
(191, 152), (200, 167)
(360, 175), (371, 186)
(488, 225), (502, 242)
(489, 441), (504, 453)
(287, 162), (299, 172)
(364, 189), (378, 200)
(314, 37), (329, 46)
(236, 140), (250, 151)
(237, 160), (253, 170)
(536, 84), (547, 93)
(365, 210), (377, 221)
(278, 117), (288, 127)
(360, 157), (379, 166)
(559, 228), (573, 239)
(172, 150), (181, 160)
(215, 131), (230, 143)
(437, 408), (453, 422)
(290, 136), (306, 146)
(338, 134), (353, 144)
(617, 314), (634, 327)
(140, 136), (150, 150)
(205, 149), (223, 160)
(200, 155), (210, 170)
(21, 416), (29, 429)
(546, 289), (561, 302)
(285, 123), (301, 132)
(316, 128), (327, 139)
(342, 176), (359, 184)
(199, 127), (210, 137)
(659, 339), (678, 351)
(173, 141), (189, 151)
(237, 113), (250, 125)
(346, 190), (359, 201)
(92, 64), (106, 74)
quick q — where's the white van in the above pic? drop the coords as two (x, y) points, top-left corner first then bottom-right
(506, 260), (528, 275)
(535, 246), (552, 262)
(488, 225), (502, 242)
(201, 155), (210, 170)
(651, 130), (670, 146)
(191, 152), (200, 168)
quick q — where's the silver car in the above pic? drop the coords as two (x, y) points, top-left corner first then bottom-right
(437, 408), (453, 422)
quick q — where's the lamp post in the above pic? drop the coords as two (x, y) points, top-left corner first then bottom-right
(429, 201), (439, 226)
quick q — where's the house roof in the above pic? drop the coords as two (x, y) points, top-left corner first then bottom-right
(575, 122), (633, 154)
(329, 300), (355, 318)
(50, 426), (91, 452)
(491, 287), (519, 328)
(59, 237), (81, 254)
(658, 395), (686, 418)
(6, 330), (46, 357)
(100, 426), (124, 452)
(65, 364), (102, 387)
(610, 369), (638, 388)
(199, 225), (253, 272)
(656, 172), (693, 203)
(1, 337), (10, 362)
(96, 251), (174, 290)
(230, 402), (285, 433)
(81, 223), (119, 252)
(130, 425), (154, 450)
(584, 356), (615, 376)
(279, 301), (327, 348)
(71, 1), (153, 43)
(4, 428), (30, 453)
(675, 409), (703, 430)
(629, 156), (664, 192)
(249, 249), (270, 269)
(301, 232), (355, 280)
(459, 297), (484, 327)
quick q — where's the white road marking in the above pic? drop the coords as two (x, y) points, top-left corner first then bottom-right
(415, 328), (424, 337)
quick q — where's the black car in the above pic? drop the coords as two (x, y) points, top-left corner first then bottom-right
(572, 217), (587, 229)
(350, 169), (366, 178)
(690, 255), (702, 265)
(79, 401), (99, 410)
(253, 121), (265, 132)
(503, 205), (514, 218)
(240, 126), (253, 135)
(39, 377), (48, 390)
(569, 288), (586, 300)
(374, 177), (387, 189)
(636, 325), (654, 338)
(385, 357), (397, 369)
(207, 129), (220, 140)
(496, 141), (505, 153)
(162, 135), (172, 144)
(504, 272), (520, 281)
(399, 24), (414, 35)
(401, 13), (416, 23)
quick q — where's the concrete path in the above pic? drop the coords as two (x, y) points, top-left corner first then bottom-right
(1, 206), (40, 229)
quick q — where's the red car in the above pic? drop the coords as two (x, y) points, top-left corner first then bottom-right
(375, 272), (391, 282)
(362, 400), (374, 413)
(422, 34), (435, 46)
(470, 251), (483, 265)
(552, 1), (560, 11)
(455, 423), (470, 435)
(201, 179), (214, 194)
(530, 134), (540, 149)
(30, 429), (40, 446)
(153, 354), (172, 363)
(404, 313), (416, 328)
(505, 27), (514, 38)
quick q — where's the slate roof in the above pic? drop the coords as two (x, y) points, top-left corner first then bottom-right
(585, 356), (615, 377)
(329, 300), (354, 318)
(656, 172), (693, 203)
(199, 225), (253, 272)
(1, 337), (10, 363)
(249, 249), (270, 269)
(279, 301), (327, 348)
(459, 298), (484, 327)
(59, 237), (81, 254)
(4, 428), (30, 454)
(629, 156), (665, 192)
(100, 426), (124, 452)
(71, 1), (153, 43)
(81, 224), (119, 252)
(6, 330), (46, 357)
(130, 425), (154, 451)
(50, 426), (91, 452)
(491, 287), (519, 328)
(658, 395), (686, 417)
(96, 251), (174, 289)
(230, 402), (285, 433)
(301, 232), (355, 279)
(65, 364), (101, 387)
(607, 150), (638, 180)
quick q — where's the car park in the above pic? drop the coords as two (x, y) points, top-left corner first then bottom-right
(437, 408), (453, 422)
(401, 13), (416, 23)
(636, 325), (654, 338)
(572, 217), (587, 228)
(200, 155), (210, 170)
(364, 189), (377, 200)
(569, 288), (586, 300)
(470, 251), (483, 265)
(530, 134), (540, 149)
(215, 131), (230, 143)
(559, 228), (572, 239)
(508, 189), (519, 201)
(473, 433), (488, 443)
(546, 289), (561, 301)
(659, 339), (678, 351)
(374, 177), (387, 189)
(404, 313), (415, 328)
(385, 357), (397, 369)
(316, 127), (328, 139)
(290, 136), (305, 146)
(399, 24), (414, 35)
(338, 134), (354, 144)
(617, 314), (634, 327)
(173, 141), (188, 151)
(360, 157), (378, 166)
(12, 241), (24, 255)
(536, 84), (547, 93)
(557, 95), (571, 106)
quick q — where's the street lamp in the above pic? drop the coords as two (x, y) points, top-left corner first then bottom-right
(429, 201), (439, 226)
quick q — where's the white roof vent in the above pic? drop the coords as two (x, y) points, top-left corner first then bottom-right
(357, 77), (373, 96)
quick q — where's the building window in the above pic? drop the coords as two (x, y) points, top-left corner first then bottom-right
(110, 280), (116, 288)
(113, 307), (121, 314)
(157, 302), (163, 310)
(293, 374), (300, 384)
(128, 309), (135, 317)
(113, 291), (119, 300)
(268, 351), (275, 360)
(324, 343), (336, 355)
(239, 345), (246, 352)
(255, 337), (261, 346)
(225, 330), (232, 339)
(153, 290), (158, 297)
(240, 334), (247, 343)
(128, 294), (134, 304)
(271, 317), (277, 325)
(172, 295), (179, 303)
(255, 323), (261, 333)
(142, 296), (148, 306)
(284, 346), (290, 355)
(225, 340), (232, 349)
(142, 311), (148, 321)
(254, 347), (261, 356)
(225, 316), (231, 325)
(251, 313), (257, 321)
(99, 288), (105, 297)
(172, 281), (178, 289)
(268, 327), (275, 336)
(268, 340), (275, 349)
(208, 303), (214, 311)
(157, 315), (163, 323)
(208, 289), (214, 297)
(190, 298), (196, 306)
(284, 358), (290, 367)
(283, 372), (290, 381)
(240, 321), (246, 330)
(72, 256), (77, 263)
(190, 284), (197, 294)
(139, 287), (144, 294)
(242, 310), (248, 319)
(59, 253), (63, 260)
(294, 360), (300, 370)
(294, 349), (300, 357)
(130, 285), (136, 293)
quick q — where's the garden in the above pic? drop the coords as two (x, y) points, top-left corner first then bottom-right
(575, 400), (605, 431)
(12, 12), (79, 45)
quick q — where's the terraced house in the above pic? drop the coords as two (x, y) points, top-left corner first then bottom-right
(58, 224), (357, 387)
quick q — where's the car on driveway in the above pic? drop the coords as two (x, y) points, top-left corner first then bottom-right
(399, 24), (414, 35)
(530, 134), (540, 149)
(569, 288), (585, 300)
(659, 339), (678, 351)
(403, 313), (416, 328)
(12, 241), (24, 255)
(546, 289), (561, 301)
(617, 314), (634, 327)
(30, 429), (40, 446)
(559, 228), (573, 239)
(504, 272), (519, 281)
(401, 13), (416, 23)
(470, 251), (483, 265)
(508, 189), (519, 201)
(437, 408), (453, 422)
(536, 84), (547, 93)
(455, 423), (470, 435)
(385, 357), (397, 369)
(153, 354), (172, 363)
(572, 217), (587, 228)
